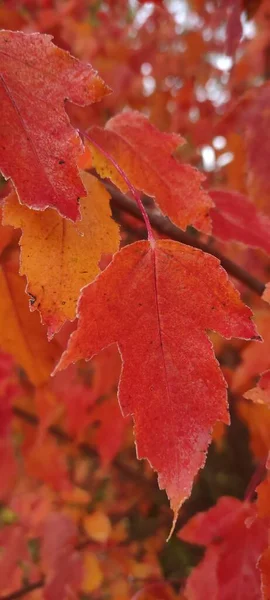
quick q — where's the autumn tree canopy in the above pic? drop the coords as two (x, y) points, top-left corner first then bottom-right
(1, 1), (270, 599)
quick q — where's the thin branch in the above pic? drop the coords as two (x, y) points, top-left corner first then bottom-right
(106, 182), (265, 297)
(0, 580), (44, 600)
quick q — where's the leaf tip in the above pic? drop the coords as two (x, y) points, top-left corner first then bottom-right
(166, 493), (187, 541)
(251, 334), (263, 342)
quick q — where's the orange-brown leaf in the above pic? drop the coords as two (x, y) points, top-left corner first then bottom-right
(0, 251), (59, 385)
(3, 173), (119, 338)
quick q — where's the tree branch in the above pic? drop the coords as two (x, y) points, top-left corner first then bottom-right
(107, 182), (265, 297)
(0, 580), (44, 600)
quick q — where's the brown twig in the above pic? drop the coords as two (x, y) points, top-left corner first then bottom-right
(106, 182), (265, 297)
(0, 581), (44, 600)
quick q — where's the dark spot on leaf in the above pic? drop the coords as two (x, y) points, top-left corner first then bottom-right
(28, 293), (36, 306)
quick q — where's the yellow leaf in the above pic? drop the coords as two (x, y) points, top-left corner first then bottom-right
(3, 172), (119, 338)
(110, 519), (128, 543)
(83, 510), (112, 543)
(110, 579), (129, 600)
(81, 552), (103, 593)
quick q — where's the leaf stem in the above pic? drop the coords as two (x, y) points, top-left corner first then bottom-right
(79, 129), (155, 245)
(104, 180), (265, 297)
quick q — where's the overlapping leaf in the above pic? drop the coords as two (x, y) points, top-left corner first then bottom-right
(0, 31), (109, 220)
(81, 552), (103, 594)
(221, 84), (270, 216)
(0, 207), (17, 256)
(3, 172), (120, 338)
(41, 512), (82, 600)
(179, 497), (268, 600)
(245, 371), (270, 407)
(88, 110), (213, 232)
(89, 394), (128, 466)
(0, 523), (30, 593)
(25, 436), (71, 493)
(233, 311), (269, 393)
(0, 251), (59, 385)
(56, 239), (258, 523)
(237, 399), (270, 460)
(210, 189), (270, 254)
